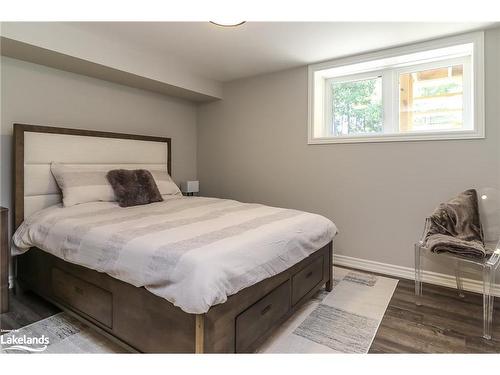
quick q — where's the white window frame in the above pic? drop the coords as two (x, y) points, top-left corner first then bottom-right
(324, 71), (384, 137)
(308, 31), (485, 144)
(392, 55), (472, 131)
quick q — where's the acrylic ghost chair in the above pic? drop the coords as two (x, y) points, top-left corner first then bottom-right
(414, 187), (500, 340)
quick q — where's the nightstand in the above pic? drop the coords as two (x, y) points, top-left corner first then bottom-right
(0, 207), (8, 313)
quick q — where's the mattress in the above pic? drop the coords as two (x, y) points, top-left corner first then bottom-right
(12, 196), (337, 314)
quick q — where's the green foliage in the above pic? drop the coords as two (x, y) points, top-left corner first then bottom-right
(331, 79), (382, 135)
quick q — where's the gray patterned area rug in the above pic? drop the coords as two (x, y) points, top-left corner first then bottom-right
(0, 313), (127, 354)
(258, 267), (398, 353)
(0, 267), (397, 354)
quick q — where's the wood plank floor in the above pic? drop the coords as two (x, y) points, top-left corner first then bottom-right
(2, 275), (500, 353)
(369, 278), (500, 353)
(0, 290), (60, 333)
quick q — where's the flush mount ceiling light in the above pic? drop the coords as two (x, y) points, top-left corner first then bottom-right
(209, 21), (246, 27)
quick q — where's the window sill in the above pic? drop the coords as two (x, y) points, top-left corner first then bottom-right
(308, 131), (485, 145)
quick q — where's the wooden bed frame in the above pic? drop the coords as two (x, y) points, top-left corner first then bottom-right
(13, 123), (334, 353)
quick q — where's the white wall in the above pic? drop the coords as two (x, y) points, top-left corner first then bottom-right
(197, 27), (500, 272)
(1, 56), (198, 222)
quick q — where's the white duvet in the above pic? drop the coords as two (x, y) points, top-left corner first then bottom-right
(13, 196), (337, 313)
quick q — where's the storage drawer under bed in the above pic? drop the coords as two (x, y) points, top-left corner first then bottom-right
(291, 254), (324, 305)
(52, 267), (113, 328)
(235, 280), (291, 352)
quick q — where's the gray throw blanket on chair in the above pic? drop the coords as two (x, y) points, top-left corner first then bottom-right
(423, 189), (488, 260)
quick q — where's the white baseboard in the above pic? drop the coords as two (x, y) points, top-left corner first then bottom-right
(334, 254), (500, 297)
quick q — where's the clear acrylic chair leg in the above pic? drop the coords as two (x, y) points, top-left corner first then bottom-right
(415, 244), (423, 306)
(482, 265), (494, 340)
(455, 259), (465, 298)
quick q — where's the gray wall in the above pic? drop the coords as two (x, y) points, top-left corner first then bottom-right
(1, 28), (499, 276)
(197, 28), (500, 271)
(1, 56), (198, 218)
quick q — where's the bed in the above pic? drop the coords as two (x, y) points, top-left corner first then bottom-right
(12, 123), (336, 353)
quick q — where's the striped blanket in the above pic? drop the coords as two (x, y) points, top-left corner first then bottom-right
(12, 196), (337, 313)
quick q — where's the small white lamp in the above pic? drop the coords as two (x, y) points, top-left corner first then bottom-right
(181, 181), (199, 196)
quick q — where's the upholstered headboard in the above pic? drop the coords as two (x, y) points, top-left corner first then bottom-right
(13, 124), (171, 229)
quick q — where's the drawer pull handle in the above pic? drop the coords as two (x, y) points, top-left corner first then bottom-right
(74, 286), (84, 295)
(261, 304), (272, 315)
(305, 271), (313, 278)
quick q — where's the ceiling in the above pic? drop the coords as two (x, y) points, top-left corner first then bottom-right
(71, 22), (496, 82)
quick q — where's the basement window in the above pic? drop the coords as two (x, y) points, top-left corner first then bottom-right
(308, 32), (484, 144)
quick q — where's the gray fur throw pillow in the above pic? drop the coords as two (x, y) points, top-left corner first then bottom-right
(107, 169), (163, 207)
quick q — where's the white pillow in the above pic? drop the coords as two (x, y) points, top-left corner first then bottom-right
(51, 163), (182, 207)
(149, 170), (183, 196)
(50, 163), (116, 207)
